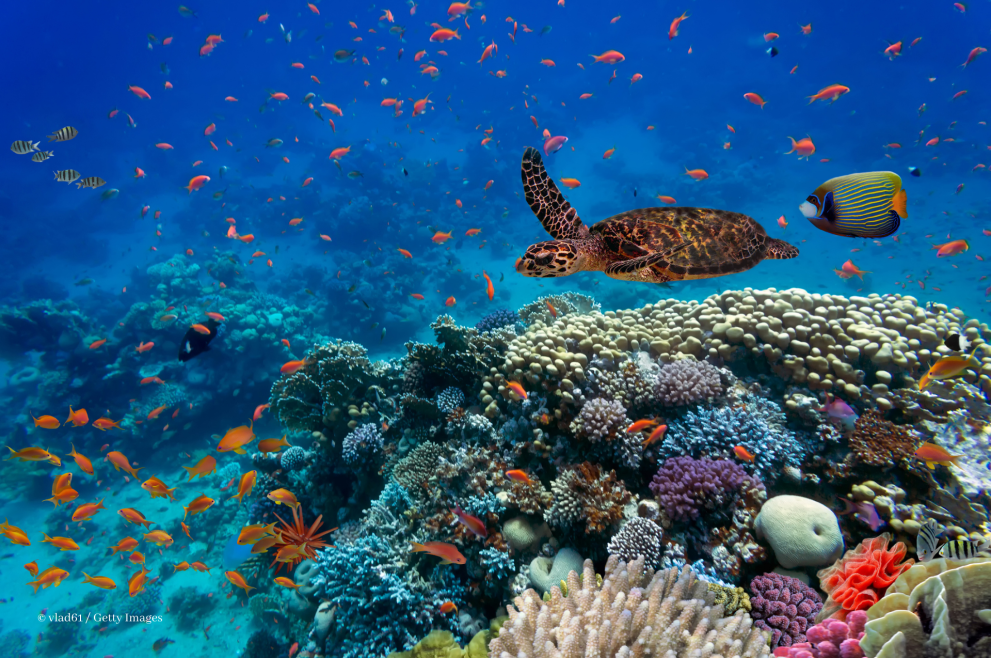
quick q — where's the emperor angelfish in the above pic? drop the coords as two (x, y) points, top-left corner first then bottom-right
(799, 171), (907, 239)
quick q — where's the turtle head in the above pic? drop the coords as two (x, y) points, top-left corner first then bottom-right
(516, 240), (583, 277)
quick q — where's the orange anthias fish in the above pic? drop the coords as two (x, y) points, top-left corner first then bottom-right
(82, 573), (117, 590)
(42, 533), (80, 551)
(92, 417), (122, 431)
(257, 436), (291, 453)
(225, 570), (256, 594)
(482, 271), (494, 300)
(71, 498), (107, 522)
(668, 12), (688, 39)
(32, 415), (60, 429)
(840, 259), (871, 280)
(626, 419), (658, 434)
(128, 566), (152, 597)
(505, 469), (532, 485)
(110, 537), (139, 554)
(914, 442), (964, 469)
(237, 521), (278, 545)
(451, 505), (487, 538)
(66, 406), (89, 426)
(6, 446), (56, 463)
(786, 136), (815, 159)
(274, 576), (301, 589)
(118, 508), (155, 528)
(684, 168), (709, 181)
(267, 488), (300, 509)
(411, 541), (466, 564)
(933, 239), (969, 257)
(919, 349), (981, 389)
(183, 455), (217, 480)
(506, 381), (527, 400)
(432, 231), (452, 244)
(140, 476), (178, 501)
(445, 296), (456, 307)
(641, 424), (668, 447)
(107, 451), (143, 479)
(807, 84), (850, 104)
(2, 520), (31, 546)
(143, 530), (174, 547)
(229, 470), (258, 505)
(28, 566), (70, 593)
(440, 601), (459, 615)
(217, 421), (256, 454)
(183, 494), (215, 520)
(743, 92), (767, 108)
(733, 445), (756, 463)
(281, 359), (308, 375)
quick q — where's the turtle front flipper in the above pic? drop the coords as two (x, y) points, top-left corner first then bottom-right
(521, 147), (589, 240)
(764, 238), (800, 260)
(604, 253), (679, 283)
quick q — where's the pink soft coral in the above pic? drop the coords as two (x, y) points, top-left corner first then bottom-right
(816, 533), (913, 619)
(773, 610), (867, 658)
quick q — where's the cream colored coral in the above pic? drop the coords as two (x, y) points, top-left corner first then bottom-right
(480, 288), (990, 418)
(488, 555), (769, 658)
(860, 559), (991, 657)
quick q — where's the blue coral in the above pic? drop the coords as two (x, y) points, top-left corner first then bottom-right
(312, 534), (468, 658)
(479, 546), (516, 581)
(474, 308), (518, 333)
(460, 493), (505, 518)
(660, 395), (809, 482)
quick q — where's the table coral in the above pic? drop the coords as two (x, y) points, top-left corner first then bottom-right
(816, 533), (914, 621)
(748, 572), (824, 647)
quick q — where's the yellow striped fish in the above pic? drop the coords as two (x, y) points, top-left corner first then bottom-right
(799, 171), (907, 238)
(47, 126), (78, 142)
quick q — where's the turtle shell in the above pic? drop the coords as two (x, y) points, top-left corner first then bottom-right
(591, 207), (774, 279)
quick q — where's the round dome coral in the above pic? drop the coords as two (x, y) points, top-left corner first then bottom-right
(755, 496), (843, 569)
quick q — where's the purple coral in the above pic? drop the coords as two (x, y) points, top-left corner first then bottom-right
(772, 610), (866, 658)
(648, 456), (757, 521)
(342, 424), (384, 465)
(653, 359), (724, 406)
(571, 398), (628, 442)
(749, 572), (824, 648)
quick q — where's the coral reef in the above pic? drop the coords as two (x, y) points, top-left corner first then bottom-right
(547, 462), (631, 535)
(816, 534), (914, 621)
(847, 411), (919, 469)
(748, 572), (823, 648)
(489, 555), (771, 657)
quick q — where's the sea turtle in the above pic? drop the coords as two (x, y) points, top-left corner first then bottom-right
(515, 147), (799, 282)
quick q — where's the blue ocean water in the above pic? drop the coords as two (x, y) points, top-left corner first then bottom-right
(1, 0), (989, 656)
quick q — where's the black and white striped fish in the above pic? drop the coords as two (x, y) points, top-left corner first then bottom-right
(47, 126), (78, 142)
(916, 518), (942, 562)
(11, 140), (39, 154)
(76, 176), (106, 189)
(935, 536), (990, 560)
(31, 150), (54, 163)
(54, 169), (81, 184)
(944, 332), (972, 353)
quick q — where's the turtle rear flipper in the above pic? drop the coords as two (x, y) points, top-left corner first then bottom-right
(764, 238), (799, 260)
(521, 146), (589, 240)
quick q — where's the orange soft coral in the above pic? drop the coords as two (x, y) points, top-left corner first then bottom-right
(816, 532), (914, 620)
(270, 505), (336, 573)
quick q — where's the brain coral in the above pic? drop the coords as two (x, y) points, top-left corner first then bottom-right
(816, 533), (914, 621)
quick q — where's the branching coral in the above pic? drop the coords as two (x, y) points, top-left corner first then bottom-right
(568, 397), (629, 442)
(606, 517), (665, 568)
(489, 555), (771, 657)
(393, 442), (448, 502)
(847, 410), (919, 469)
(475, 309), (519, 333)
(547, 462), (632, 534)
(816, 533), (914, 621)
(649, 456), (759, 522)
(748, 572), (823, 648)
(342, 423), (384, 465)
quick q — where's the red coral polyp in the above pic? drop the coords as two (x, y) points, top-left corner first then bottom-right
(817, 533), (913, 616)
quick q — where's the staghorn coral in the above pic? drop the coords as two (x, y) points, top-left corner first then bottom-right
(568, 397), (628, 442)
(606, 517), (665, 568)
(489, 555), (771, 657)
(748, 572), (823, 648)
(652, 358), (726, 406)
(847, 410), (919, 469)
(816, 533), (914, 622)
(649, 456), (759, 522)
(547, 462), (632, 534)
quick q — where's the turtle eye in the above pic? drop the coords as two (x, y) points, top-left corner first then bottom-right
(534, 252), (555, 267)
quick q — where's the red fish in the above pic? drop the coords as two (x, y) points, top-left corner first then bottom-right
(451, 505), (487, 538)
(411, 541), (466, 564)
